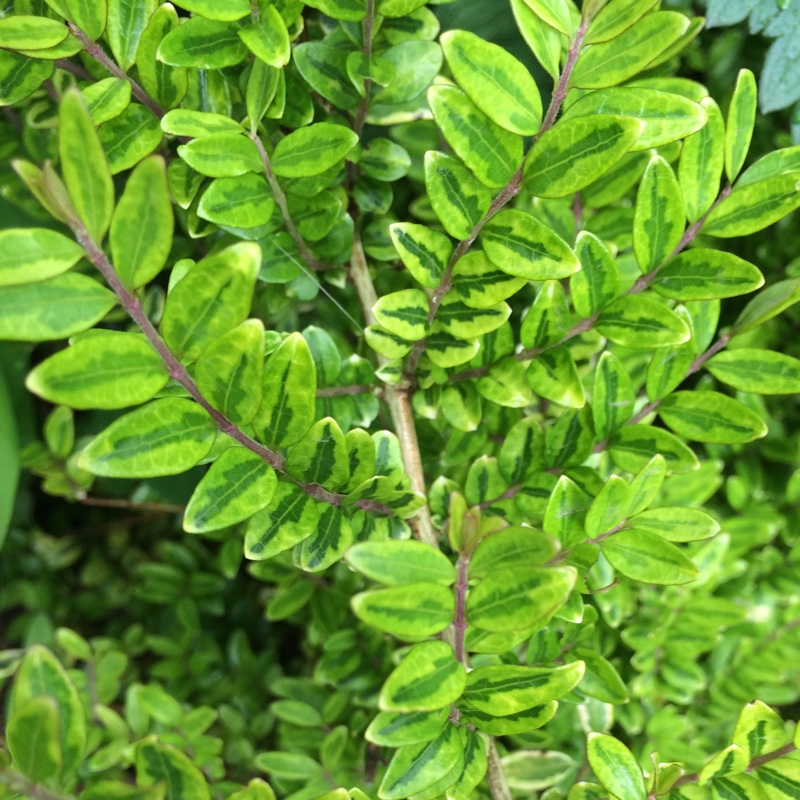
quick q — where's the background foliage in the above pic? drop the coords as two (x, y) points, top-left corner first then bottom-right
(1, 1), (800, 800)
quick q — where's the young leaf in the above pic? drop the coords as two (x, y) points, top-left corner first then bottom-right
(585, 476), (630, 538)
(510, 0), (561, 80)
(184, 448), (277, 534)
(244, 482), (319, 560)
(60, 89), (114, 242)
(634, 155), (685, 272)
(271, 123), (358, 178)
(379, 641), (466, 713)
(106, 0), (159, 73)
(679, 97), (725, 223)
(585, 0), (660, 44)
(161, 243), (260, 360)
(64, 0), (107, 41)
(726, 69), (757, 182)
(137, 4), (188, 110)
(629, 507), (720, 542)
(238, 5), (291, 68)
(79, 398), (217, 478)
(446, 728), (488, 800)
(253, 332), (317, 450)
(587, 733), (646, 800)
(110, 156), (173, 289)
(177, 133), (262, 178)
(26, 331), (168, 410)
(441, 29), (542, 135)
(524, 115), (643, 198)
(195, 320), (265, 425)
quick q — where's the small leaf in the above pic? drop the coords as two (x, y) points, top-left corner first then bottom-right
(244, 482), (319, 560)
(571, 231), (621, 317)
(138, 4), (188, 110)
(586, 476), (630, 539)
(99, 104), (163, 175)
(679, 97), (725, 223)
(390, 222), (451, 289)
(659, 391), (768, 444)
(707, 348), (800, 394)
(629, 507), (720, 542)
(373, 289), (430, 341)
(137, 737), (210, 800)
(239, 5), (290, 67)
(286, 417), (350, 491)
(107, 0), (159, 72)
(7, 696), (63, 783)
(0, 228), (83, 287)
(610, 424), (699, 475)
(300, 505), (354, 572)
(586, 0), (660, 43)
(79, 398), (216, 478)
(587, 733), (646, 800)
(653, 250), (764, 301)
(366, 709), (449, 747)
(733, 278), (800, 334)
(598, 295), (691, 348)
(158, 17), (248, 68)
(602, 530), (699, 584)
(351, 583), (455, 638)
(726, 69), (757, 182)
(592, 351), (635, 440)
(178, 133), (262, 178)
(346, 540), (455, 586)
(0, 16), (68, 50)
(184, 448), (277, 534)
(380, 641), (466, 713)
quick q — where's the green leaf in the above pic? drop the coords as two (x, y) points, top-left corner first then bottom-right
(501, 750), (577, 792)
(0, 16), (69, 50)
(12, 645), (86, 778)
(195, 319), (265, 425)
(244, 482), (319, 560)
(424, 151), (492, 241)
(597, 295), (691, 348)
(199, 173), (275, 229)
(701, 747), (749, 786)
(60, 89), (114, 242)
(7, 696), (62, 783)
(585, 0), (660, 43)
(0, 50), (53, 106)
(107, 0), (158, 72)
(712, 774), (769, 800)
(161, 109), (242, 138)
(184, 448), (277, 534)
(521, 281), (569, 349)
(0, 227), (83, 288)
(446, 729), (488, 800)
(659, 391), (768, 444)
(307, 0), (367, 21)
(733, 278), (800, 335)
(499, 417), (544, 484)
(271, 123), (358, 179)
(610, 424), (699, 474)
(452, 249), (525, 310)
(545, 406), (596, 469)
(478, 357), (533, 408)
(586, 733), (646, 800)
(592, 351), (635, 440)
(293, 42), (360, 111)
(379, 726), (464, 800)
(571, 231), (621, 317)
(458, 702), (557, 735)
(137, 737), (210, 800)
(726, 69), (757, 182)
(286, 417), (349, 490)
(602, 529), (699, 584)
(253, 332), (317, 449)
(481, 209), (580, 280)
(346, 540), (455, 585)
(239, 6), (290, 67)
(380, 640), (466, 713)
(0, 273), (116, 342)
(702, 174), (800, 238)
(300, 505), (354, 572)
(510, 0), (561, 80)
(79, 398), (216, 478)
(570, 648), (628, 704)
(467, 566), (576, 632)
(246, 59), (280, 133)
(429, 85), (523, 189)
(64, 0), (107, 40)
(366, 709), (449, 747)
(172, 0), (250, 18)
(526, 347), (586, 408)
(739, 145), (800, 188)
(708, 349), (800, 394)
(110, 156), (172, 289)
(756, 758), (800, 800)
(390, 222), (451, 289)
(461, 661), (584, 716)
(629, 507), (719, 542)
(653, 250), (764, 301)
(351, 583), (455, 638)
(562, 88), (707, 151)
(374, 289), (429, 341)
(524, 115), (643, 198)
(162, 242), (259, 361)
(571, 12), (690, 89)
(438, 296), (510, 340)
(158, 17), (247, 68)
(441, 29), (541, 136)
(178, 133), (262, 178)
(254, 751), (322, 781)
(469, 527), (558, 579)
(627, 455), (666, 516)
(679, 98), (725, 223)
(138, 4), (188, 110)
(586, 475), (630, 538)
(26, 331), (168, 410)
(634, 155), (685, 272)
(99, 103), (162, 175)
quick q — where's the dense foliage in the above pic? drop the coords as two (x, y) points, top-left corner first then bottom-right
(1, 1), (800, 799)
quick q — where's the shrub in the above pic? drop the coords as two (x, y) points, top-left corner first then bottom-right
(1, 1), (800, 799)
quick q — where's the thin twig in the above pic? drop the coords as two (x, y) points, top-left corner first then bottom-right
(352, 0), (375, 138)
(316, 384), (374, 398)
(68, 24), (166, 119)
(79, 496), (184, 514)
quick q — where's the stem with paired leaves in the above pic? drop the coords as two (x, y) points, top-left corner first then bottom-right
(403, 15), (591, 380)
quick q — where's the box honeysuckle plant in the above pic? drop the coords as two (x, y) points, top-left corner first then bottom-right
(2, 0), (800, 799)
